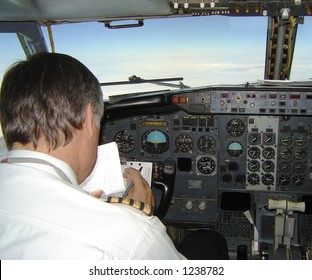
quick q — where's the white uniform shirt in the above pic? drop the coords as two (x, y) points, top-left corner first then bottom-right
(0, 150), (184, 260)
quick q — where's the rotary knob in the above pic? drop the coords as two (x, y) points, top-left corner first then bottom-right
(199, 201), (206, 211)
(185, 201), (193, 210)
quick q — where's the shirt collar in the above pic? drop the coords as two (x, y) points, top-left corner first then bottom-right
(7, 149), (78, 186)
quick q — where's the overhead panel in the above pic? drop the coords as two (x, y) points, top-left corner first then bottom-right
(169, 1), (312, 17)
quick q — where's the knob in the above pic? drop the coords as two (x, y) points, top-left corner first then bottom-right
(199, 201), (206, 210)
(185, 200), (193, 210)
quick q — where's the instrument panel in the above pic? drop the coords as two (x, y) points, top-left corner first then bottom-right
(103, 113), (312, 194)
(102, 86), (312, 258)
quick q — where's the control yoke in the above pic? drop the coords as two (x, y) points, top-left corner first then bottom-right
(152, 159), (176, 219)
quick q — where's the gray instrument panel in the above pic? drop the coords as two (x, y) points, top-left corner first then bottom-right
(102, 87), (312, 228)
(171, 88), (312, 116)
(102, 89), (312, 258)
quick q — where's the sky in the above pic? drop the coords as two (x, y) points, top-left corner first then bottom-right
(1, 16), (312, 101)
(1, 17), (267, 98)
(1, 16), (312, 104)
(50, 16), (269, 96)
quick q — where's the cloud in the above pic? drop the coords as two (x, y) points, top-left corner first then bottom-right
(96, 55), (265, 99)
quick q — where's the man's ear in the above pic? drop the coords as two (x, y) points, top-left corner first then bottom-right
(83, 103), (95, 138)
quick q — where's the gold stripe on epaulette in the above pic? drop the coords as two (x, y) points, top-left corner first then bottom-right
(106, 196), (154, 216)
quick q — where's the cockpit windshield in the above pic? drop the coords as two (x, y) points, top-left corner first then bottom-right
(2, 0), (312, 263)
(2, 16), (312, 100)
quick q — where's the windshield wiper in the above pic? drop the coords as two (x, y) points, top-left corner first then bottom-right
(100, 75), (190, 89)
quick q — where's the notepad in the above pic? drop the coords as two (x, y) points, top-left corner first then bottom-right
(80, 142), (152, 197)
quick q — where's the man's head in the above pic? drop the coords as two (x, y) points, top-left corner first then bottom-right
(0, 52), (104, 149)
(0, 52), (104, 182)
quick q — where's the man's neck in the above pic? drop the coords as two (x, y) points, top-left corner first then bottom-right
(11, 140), (80, 180)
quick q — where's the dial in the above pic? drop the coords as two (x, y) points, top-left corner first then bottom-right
(293, 148), (306, 160)
(226, 118), (245, 137)
(175, 134), (193, 152)
(293, 175), (305, 186)
(248, 146), (261, 159)
(293, 162), (305, 173)
(280, 147), (292, 159)
(114, 130), (136, 153)
(262, 147), (275, 159)
(197, 135), (215, 153)
(279, 175), (290, 186)
(227, 161), (239, 172)
(263, 133), (276, 146)
(278, 161), (291, 173)
(221, 173), (232, 183)
(197, 156), (216, 175)
(141, 129), (169, 154)
(247, 173), (260, 185)
(294, 135), (307, 146)
(248, 133), (261, 145)
(227, 142), (243, 157)
(235, 173), (246, 184)
(280, 134), (292, 146)
(248, 160), (260, 172)
(262, 160), (275, 173)
(262, 174), (274, 185)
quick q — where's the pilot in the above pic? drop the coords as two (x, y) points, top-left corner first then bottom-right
(0, 52), (228, 259)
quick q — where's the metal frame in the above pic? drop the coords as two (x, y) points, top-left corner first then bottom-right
(0, 22), (48, 57)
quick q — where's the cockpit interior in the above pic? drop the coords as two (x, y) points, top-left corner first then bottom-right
(1, 0), (312, 260)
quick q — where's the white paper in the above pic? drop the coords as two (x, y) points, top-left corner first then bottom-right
(80, 142), (125, 196)
(80, 142), (153, 197)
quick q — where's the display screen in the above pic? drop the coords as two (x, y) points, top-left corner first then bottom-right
(221, 192), (251, 211)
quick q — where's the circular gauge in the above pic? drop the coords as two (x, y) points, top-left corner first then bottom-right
(227, 142), (243, 157)
(114, 130), (136, 153)
(235, 173), (246, 184)
(262, 174), (274, 185)
(263, 133), (276, 146)
(278, 161), (291, 173)
(279, 175), (290, 186)
(248, 146), (261, 159)
(248, 160), (260, 172)
(293, 175), (305, 186)
(227, 161), (239, 172)
(226, 118), (246, 137)
(175, 134), (193, 152)
(141, 129), (169, 154)
(262, 147), (275, 159)
(280, 147), (292, 159)
(262, 160), (275, 173)
(247, 173), (260, 185)
(294, 148), (306, 160)
(221, 173), (232, 183)
(248, 133), (261, 145)
(293, 162), (305, 173)
(294, 135), (307, 146)
(197, 135), (215, 153)
(280, 134), (293, 146)
(197, 156), (216, 175)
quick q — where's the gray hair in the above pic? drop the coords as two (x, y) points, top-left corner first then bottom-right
(0, 52), (104, 149)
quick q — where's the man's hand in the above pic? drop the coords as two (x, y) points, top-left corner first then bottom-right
(123, 167), (155, 207)
(90, 189), (104, 198)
